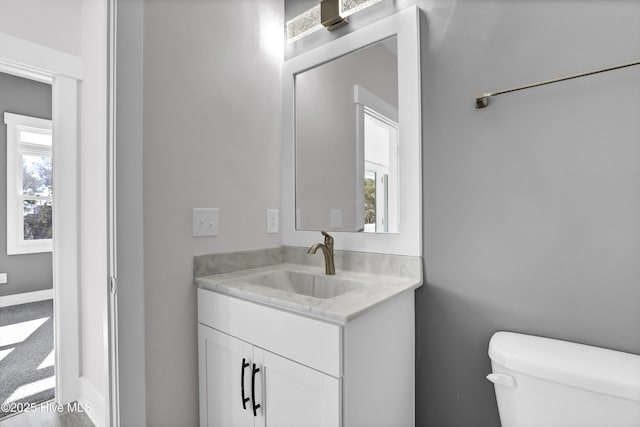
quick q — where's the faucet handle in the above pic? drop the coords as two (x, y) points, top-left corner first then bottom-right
(321, 231), (334, 246)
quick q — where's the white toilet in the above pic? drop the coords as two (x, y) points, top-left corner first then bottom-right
(487, 331), (640, 427)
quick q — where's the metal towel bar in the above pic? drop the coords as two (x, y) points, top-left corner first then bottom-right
(475, 59), (640, 109)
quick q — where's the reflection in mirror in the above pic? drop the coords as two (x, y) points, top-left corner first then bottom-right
(295, 36), (398, 233)
(362, 104), (398, 233)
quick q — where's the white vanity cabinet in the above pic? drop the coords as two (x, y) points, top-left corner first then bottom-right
(198, 325), (339, 427)
(197, 287), (415, 427)
(198, 326), (255, 427)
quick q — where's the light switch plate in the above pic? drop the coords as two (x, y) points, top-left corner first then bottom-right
(267, 209), (279, 234)
(0, 273), (6, 284)
(193, 208), (219, 237)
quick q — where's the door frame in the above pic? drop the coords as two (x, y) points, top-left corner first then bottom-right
(0, 32), (82, 405)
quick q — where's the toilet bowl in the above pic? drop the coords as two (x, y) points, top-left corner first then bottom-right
(487, 331), (640, 427)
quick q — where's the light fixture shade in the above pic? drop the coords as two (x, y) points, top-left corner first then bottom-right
(340, 0), (383, 17)
(286, 5), (323, 42)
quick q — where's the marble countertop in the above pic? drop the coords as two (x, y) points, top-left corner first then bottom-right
(196, 262), (422, 324)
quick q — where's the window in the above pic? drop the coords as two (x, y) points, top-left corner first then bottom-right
(4, 112), (53, 254)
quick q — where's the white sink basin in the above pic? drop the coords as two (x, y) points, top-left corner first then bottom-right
(243, 270), (361, 299)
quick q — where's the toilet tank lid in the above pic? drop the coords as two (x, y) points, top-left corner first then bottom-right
(488, 332), (640, 402)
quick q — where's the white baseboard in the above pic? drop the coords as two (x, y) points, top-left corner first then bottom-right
(78, 377), (106, 427)
(0, 288), (53, 307)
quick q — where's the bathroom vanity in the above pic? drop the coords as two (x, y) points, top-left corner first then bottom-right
(196, 5), (423, 427)
(196, 249), (422, 427)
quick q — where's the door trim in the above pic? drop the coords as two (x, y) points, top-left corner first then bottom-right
(0, 31), (82, 405)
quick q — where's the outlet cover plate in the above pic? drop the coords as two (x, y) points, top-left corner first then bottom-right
(267, 209), (279, 234)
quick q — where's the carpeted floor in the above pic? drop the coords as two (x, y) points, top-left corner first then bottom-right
(0, 300), (54, 419)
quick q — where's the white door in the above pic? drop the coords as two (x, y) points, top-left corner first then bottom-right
(198, 325), (254, 427)
(255, 347), (340, 427)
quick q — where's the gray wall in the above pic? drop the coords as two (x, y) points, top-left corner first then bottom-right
(142, 0), (282, 425)
(418, 1), (640, 426)
(286, 0), (640, 426)
(0, 72), (53, 297)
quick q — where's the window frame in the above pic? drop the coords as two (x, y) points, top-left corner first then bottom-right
(4, 112), (53, 254)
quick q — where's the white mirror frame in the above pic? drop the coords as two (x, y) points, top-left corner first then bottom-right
(282, 6), (422, 256)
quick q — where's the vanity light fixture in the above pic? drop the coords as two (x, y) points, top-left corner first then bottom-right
(286, 0), (384, 42)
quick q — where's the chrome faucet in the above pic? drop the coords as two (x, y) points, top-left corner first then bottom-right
(307, 231), (336, 275)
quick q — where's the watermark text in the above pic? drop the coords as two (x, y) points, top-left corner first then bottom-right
(1, 401), (91, 414)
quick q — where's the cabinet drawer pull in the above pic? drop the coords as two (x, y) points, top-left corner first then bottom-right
(251, 363), (261, 417)
(241, 358), (250, 410)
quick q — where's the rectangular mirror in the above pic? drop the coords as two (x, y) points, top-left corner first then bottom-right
(295, 36), (399, 233)
(282, 6), (422, 256)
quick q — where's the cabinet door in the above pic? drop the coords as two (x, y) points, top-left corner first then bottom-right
(198, 325), (255, 427)
(254, 348), (340, 427)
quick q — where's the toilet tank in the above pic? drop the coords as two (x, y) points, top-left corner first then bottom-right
(487, 332), (640, 427)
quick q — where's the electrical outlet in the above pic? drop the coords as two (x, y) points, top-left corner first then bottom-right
(267, 209), (279, 234)
(0, 273), (7, 284)
(193, 208), (219, 237)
